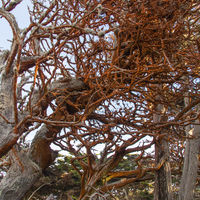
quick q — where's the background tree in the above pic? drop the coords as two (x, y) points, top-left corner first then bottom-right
(0, 0), (199, 200)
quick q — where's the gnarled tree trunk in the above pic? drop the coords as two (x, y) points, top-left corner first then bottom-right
(0, 49), (86, 199)
(0, 146), (41, 200)
(154, 139), (172, 200)
(0, 123), (62, 200)
(153, 103), (172, 200)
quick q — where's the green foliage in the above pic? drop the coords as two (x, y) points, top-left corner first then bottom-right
(56, 155), (81, 184)
(25, 154), (158, 199)
(115, 154), (138, 171)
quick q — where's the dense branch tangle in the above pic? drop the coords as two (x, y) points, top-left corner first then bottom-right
(0, 0), (199, 199)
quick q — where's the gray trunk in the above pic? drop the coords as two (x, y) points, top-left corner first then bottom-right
(0, 51), (18, 157)
(179, 117), (200, 200)
(154, 140), (172, 200)
(0, 146), (41, 200)
(153, 103), (172, 200)
(0, 124), (60, 200)
(0, 50), (86, 199)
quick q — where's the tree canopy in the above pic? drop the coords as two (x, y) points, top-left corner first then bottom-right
(0, 0), (199, 199)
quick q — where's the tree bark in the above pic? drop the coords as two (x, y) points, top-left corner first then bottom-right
(0, 53), (87, 199)
(0, 124), (60, 200)
(0, 146), (41, 200)
(179, 115), (200, 200)
(0, 51), (17, 157)
(154, 139), (172, 200)
(153, 104), (172, 200)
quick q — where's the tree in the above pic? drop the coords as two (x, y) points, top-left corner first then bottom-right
(0, 0), (199, 200)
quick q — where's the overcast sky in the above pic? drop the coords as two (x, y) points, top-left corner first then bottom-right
(0, 1), (32, 50)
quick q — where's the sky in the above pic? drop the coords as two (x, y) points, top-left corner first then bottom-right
(0, 1), (32, 50)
